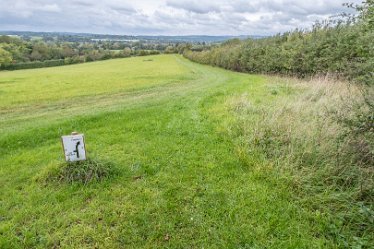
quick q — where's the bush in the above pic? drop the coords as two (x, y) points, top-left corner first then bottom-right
(1, 59), (65, 70)
(183, 3), (374, 86)
(64, 55), (85, 65)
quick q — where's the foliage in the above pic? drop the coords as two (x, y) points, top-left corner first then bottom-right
(0, 47), (12, 66)
(184, 2), (373, 86)
(0, 35), (171, 70)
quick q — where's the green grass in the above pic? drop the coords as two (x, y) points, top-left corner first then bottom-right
(0, 55), (370, 248)
(0, 55), (190, 109)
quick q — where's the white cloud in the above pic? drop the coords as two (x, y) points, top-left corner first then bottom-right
(37, 4), (61, 13)
(0, 0), (362, 35)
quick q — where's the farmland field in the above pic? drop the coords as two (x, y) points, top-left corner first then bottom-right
(0, 55), (366, 248)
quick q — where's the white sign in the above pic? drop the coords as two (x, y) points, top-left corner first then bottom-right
(61, 133), (87, 162)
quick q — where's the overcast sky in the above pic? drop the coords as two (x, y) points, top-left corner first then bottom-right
(0, 0), (361, 36)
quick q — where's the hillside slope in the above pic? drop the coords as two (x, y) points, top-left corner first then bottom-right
(0, 55), (371, 248)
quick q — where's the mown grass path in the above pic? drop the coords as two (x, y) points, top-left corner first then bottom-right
(1, 55), (329, 248)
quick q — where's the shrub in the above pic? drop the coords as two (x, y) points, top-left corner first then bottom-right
(0, 59), (65, 70)
(183, 1), (374, 86)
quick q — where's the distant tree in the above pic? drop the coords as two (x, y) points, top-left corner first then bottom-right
(176, 43), (192, 54)
(86, 50), (103, 61)
(112, 42), (121, 50)
(0, 47), (13, 66)
(0, 35), (23, 45)
(137, 50), (149, 56)
(122, 47), (132, 57)
(32, 42), (49, 59)
(61, 44), (76, 58)
(164, 46), (176, 54)
(30, 49), (42, 61)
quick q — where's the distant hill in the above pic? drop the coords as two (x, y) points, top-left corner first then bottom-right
(0, 31), (265, 43)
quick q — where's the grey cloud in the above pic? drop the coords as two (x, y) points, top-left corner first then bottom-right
(228, 1), (261, 13)
(113, 6), (136, 14)
(72, 1), (95, 7)
(166, 0), (221, 14)
(107, 2), (137, 14)
(0, 0), (363, 35)
(260, 0), (349, 16)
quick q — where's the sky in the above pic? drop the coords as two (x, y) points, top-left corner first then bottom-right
(0, 0), (362, 36)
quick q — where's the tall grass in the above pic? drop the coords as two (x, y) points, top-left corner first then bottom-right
(227, 77), (373, 247)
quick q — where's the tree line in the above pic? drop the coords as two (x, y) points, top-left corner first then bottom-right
(0, 36), (176, 70)
(183, 1), (373, 86)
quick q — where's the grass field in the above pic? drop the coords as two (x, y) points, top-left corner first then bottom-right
(0, 55), (371, 248)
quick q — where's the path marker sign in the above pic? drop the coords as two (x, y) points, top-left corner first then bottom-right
(61, 132), (86, 162)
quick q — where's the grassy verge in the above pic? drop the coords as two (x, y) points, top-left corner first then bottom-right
(222, 76), (373, 247)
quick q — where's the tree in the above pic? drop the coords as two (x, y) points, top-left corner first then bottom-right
(0, 47), (13, 66)
(30, 50), (42, 61)
(122, 47), (132, 57)
(164, 46), (176, 54)
(361, 0), (374, 29)
(61, 44), (76, 58)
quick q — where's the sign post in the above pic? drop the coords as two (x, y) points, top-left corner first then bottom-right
(61, 132), (87, 162)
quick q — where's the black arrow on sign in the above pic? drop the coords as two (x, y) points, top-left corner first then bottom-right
(74, 141), (81, 158)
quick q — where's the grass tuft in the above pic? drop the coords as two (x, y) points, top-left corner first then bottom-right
(36, 158), (118, 185)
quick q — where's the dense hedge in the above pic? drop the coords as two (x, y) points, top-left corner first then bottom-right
(183, 3), (373, 85)
(0, 59), (66, 70)
(0, 32), (164, 71)
(0, 50), (161, 71)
